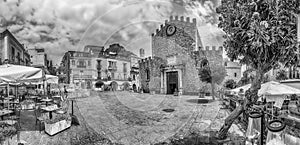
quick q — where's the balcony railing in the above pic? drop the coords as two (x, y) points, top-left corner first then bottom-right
(77, 65), (86, 68)
(73, 75), (92, 79)
(108, 65), (117, 71)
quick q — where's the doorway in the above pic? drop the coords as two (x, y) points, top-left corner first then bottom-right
(166, 71), (178, 94)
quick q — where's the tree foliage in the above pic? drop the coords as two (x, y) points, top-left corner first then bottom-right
(198, 59), (226, 85)
(276, 69), (288, 80)
(216, 0), (300, 139)
(198, 66), (212, 83)
(224, 79), (237, 89)
(217, 0), (299, 72)
(238, 69), (254, 86)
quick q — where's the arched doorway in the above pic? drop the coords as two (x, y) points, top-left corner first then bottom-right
(95, 81), (104, 88)
(87, 80), (92, 89)
(132, 84), (137, 92)
(111, 81), (118, 91)
(123, 82), (130, 91)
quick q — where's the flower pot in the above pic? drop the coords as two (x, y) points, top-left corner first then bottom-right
(45, 119), (71, 136)
(267, 119), (286, 132)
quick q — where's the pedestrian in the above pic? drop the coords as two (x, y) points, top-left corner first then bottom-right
(64, 86), (68, 98)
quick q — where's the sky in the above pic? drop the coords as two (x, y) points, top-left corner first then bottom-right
(0, 0), (224, 65)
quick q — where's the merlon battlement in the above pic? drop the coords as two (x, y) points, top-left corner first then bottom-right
(151, 15), (196, 37)
(169, 16), (196, 24)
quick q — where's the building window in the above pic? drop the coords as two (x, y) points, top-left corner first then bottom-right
(111, 72), (115, 79)
(97, 60), (101, 69)
(108, 61), (113, 67)
(77, 60), (86, 68)
(123, 63), (127, 72)
(146, 69), (150, 80)
(72, 60), (75, 65)
(133, 74), (136, 80)
(88, 60), (91, 66)
(234, 73), (237, 77)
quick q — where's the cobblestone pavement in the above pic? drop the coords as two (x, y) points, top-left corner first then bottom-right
(3, 91), (244, 145)
(2, 91), (112, 145)
(76, 91), (245, 145)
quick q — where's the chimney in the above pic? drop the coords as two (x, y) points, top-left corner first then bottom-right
(140, 48), (145, 58)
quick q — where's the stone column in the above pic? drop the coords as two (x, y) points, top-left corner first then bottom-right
(297, 14), (300, 42)
(3, 35), (8, 60)
(164, 71), (167, 94)
(178, 69), (183, 95)
(160, 71), (164, 94)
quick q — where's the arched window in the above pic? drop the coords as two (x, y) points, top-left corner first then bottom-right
(146, 69), (150, 80)
(200, 59), (209, 67)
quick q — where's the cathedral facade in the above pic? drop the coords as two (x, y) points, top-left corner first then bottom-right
(139, 16), (223, 95)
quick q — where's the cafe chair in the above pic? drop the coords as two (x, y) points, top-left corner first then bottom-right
(34, 105), (48, 132)
(55, 100), (69, 115)
(8, 104), (21, 129)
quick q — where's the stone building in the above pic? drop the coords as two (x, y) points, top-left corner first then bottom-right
(61, 51), (94, 89)
(0, 29), (30, 66)
(27, 47), (56, 75)
(61, 44), (139, 90)
(139, 16), (224, 95)
(224, 59), (242, 82)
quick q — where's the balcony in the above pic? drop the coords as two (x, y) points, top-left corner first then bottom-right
(73, 75), (92, 79)
(108, 65), (117, 71)
(97, 65), (102, 70)
(77, 65), (86, 68)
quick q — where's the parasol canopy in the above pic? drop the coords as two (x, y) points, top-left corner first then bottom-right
(231, 81), (300, 96)
(45, 75), (58, 84)
(0, 64), (44, 83)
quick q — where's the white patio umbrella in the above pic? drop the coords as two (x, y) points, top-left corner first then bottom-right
(231, 81), (300, 107)
(45, 75), (58, 84)
(0, 64), (45, 104)
(231, 81), (300, 96)
(0, 64), (44, 82)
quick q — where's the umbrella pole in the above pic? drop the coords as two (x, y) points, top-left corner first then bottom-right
(7, 84), (9, 98)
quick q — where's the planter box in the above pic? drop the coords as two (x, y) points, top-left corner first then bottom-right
(21, 103), (35, 110)
(45, 120), (71, 136)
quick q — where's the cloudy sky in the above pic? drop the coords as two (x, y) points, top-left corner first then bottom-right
(0, 0), (224, 65)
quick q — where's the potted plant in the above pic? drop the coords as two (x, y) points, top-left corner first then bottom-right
(44, 114), (72, 136)
(0, 122), (17, 145)
(20, 100), (35, 110)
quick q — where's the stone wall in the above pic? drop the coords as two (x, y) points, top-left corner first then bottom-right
(138, 56), (166, 93)
(139, 15), (224, 95)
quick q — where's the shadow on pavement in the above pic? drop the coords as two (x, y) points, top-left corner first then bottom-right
(186, 99), (210, 104)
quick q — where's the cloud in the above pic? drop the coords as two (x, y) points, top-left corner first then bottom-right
(1, 0), (223, 65)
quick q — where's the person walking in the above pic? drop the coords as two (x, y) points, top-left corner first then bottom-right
(64, 86), (68, 98)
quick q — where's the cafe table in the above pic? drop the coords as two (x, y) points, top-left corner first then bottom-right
(28, 95), (38, 101)
(0, 109), (13, 120)
(41, 105), (59, 119)
(41, 98), (53, 106)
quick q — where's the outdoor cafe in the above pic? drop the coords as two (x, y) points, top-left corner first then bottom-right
(225, 81), (300, 145)
(0, 64), (71, 144)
